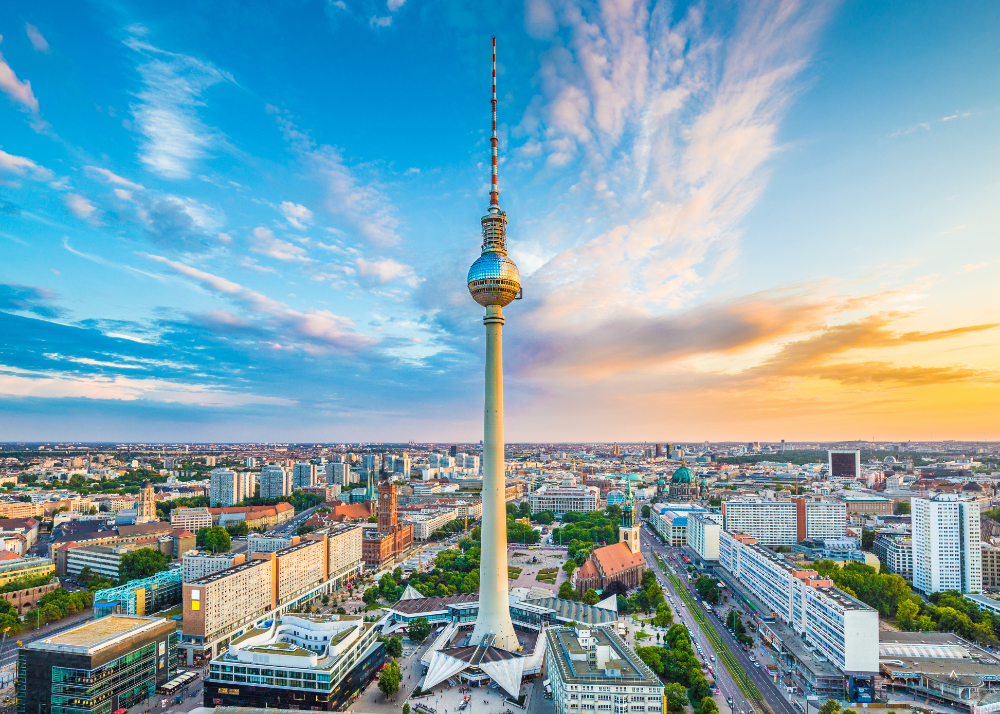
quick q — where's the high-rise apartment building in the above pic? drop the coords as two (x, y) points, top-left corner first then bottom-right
(182, 551), (246, 582)
(792, 498), (847, 541)
(912, 495), (982, 595)
(292, 462), (317, 489)
(873, 533), (913, 583)
(722, 499), (797, 546)
(324, 462), (351, 486)
(209, 469), (238, 507)
(686, 512), (723, 560)
(260, 464), (291, 498)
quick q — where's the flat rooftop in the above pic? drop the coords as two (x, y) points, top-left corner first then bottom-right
(189, 557), (270, 585)
(546, 626), (660, 686)
(27, 614), (167, 655)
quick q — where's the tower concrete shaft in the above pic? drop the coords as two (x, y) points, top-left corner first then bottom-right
(469, 305), (518, 650)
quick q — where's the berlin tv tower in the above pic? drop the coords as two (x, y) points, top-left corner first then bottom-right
(467, 36), (520, 652)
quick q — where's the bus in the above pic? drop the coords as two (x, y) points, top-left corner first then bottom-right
(703, 602), (712, 613)
(156, 670), (199, 695)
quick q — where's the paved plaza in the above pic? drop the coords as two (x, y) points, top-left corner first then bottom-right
(507, 548), (568, 594)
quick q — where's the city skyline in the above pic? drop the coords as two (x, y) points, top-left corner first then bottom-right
(1, 1), (998, 442)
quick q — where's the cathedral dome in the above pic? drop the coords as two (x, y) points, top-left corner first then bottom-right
(671, 467), (693, 484)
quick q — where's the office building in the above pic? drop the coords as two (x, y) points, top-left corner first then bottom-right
(94, 569), (183, 617)
(828, 450), (860, 479)
(912, 495), (982, 595)
(18, 615), (177, 714)
(873, 534), (913, 582)
(719, 531), (878, 698)
(792, 498), (847, 541)
(838, 493), (893, 517)
(260, 464), (291, 498)
(544, 625), (664, 714)
(403, 510), (457, 540)
(292, 462), (317, 489)
(66, 545), (136, 580)
(686, 512), (723, 561)
(722, 499), (797, 546)
(171, 507), (213, 531)
(203, 614), (383, 711)
(182, 551), (247, 582)
(0, 555), (55, 587)
(529, 479), (600, 515)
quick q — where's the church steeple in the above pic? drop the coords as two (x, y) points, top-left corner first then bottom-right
(619, 479), (640, 554)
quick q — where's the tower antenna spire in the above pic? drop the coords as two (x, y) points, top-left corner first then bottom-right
(489, 35), (499, 214)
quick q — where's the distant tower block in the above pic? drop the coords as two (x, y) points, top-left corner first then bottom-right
(466, 36), (520, 653)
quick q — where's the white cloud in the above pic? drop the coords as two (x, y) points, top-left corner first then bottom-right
(388, 0), (406, 10)
(65, 194), (97, 219)
(279, 201), (314, 229)
(145, 254), (376, 352)
(25, 24), (49, 53)
(356, 257), (419, 288)
(524, 0), (558, 39)
(86, 166), (145, 190)
(0, 149), (53, 180)
(126, 37), (233, 179)
(0, 36), (40, 113)
(314, 146), (400, 246)
(249, 226), (311, 262)
(370, 15), (392, 28)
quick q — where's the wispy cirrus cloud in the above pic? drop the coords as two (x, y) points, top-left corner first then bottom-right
(267, 105), (401, 247)
(126, 35), (234, 179)
(25, 24), (49, 53)
(0, 282), (63, 318)
(249, 226), (311, 263)
(0, 149), (53, 180)
(144, 254), (376, 352)
(0, 35), (40, 113)
(65, 193), (97, 219)
(86, 166), (145, 191)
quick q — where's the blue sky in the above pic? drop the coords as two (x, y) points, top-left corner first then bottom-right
(1, 0), (998, 443)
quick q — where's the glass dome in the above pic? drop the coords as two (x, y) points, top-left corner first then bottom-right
(468, 252), (520, 307)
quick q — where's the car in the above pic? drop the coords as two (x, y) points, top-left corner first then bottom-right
(727, 699), (733, 706)
(753, 662), (760, 668)
(710, 655), (715, 662)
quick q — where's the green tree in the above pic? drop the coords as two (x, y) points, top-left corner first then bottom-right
(895, 501), (911, 515)
(385, 635), (403, 658)
(583, 589), (600, 606)
(378, 658), (402, 698)
(519, 501), (531, 516)
(701, 697), (719, 714)
(362, 587), (379, 605)
(196, 527), (232, 553)
(118, 548), (170, 583)
(403, 705), (411, 714)
(818, 700), (841, 714)
(641, 505), (651, 519)
(654, 602), (673, 628)
(842, 709), (858, 714)
(665, 684), (688, 713)
(408, 616), (432, 643)
(534, 511), (555, 525)
(861, 529), (876, 551)
(564, 559), (577, 577)
(896, 598), (919, 628)
(559, 581), (580, 601)
(635, 646), (662, 674)
(226, 521), (250, 537)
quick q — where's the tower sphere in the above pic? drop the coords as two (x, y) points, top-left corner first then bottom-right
(467, 251), (520, 307)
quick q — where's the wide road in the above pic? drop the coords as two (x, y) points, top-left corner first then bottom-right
(639, 525), (798, 714)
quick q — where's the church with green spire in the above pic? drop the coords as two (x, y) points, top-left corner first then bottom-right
(575, 478), (646, 595)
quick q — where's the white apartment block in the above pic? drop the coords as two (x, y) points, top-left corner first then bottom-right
(885, 538), (913, 583)
(210, 469), (239, 507)
(171, 507), (213, 531)
(325, 524), (363, 587)
(248, 534), (295, 553)
(260, 464), (291, 499)
(719, 531), (878, 676)
(912, 495), (982, 594)
(686, 512), (723, 561)
(722, 499), (797, 546)
(804, 500), (847, 540)
(529, 480), (600, 515)
(182, 551), (246, 582)
(403, 510), (458, 540)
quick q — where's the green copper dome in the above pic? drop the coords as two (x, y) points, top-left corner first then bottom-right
(700, 478), (708, 486)
(671, 466), (693, 484)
